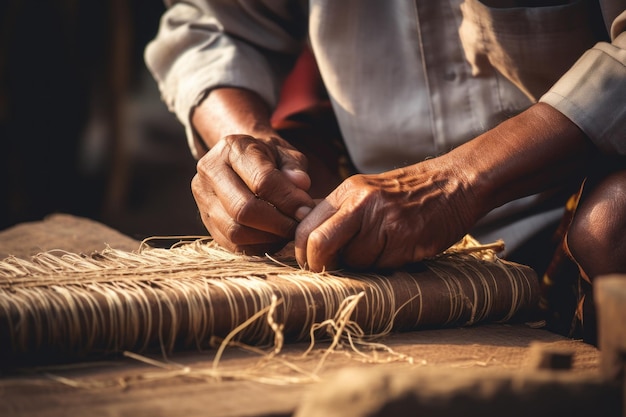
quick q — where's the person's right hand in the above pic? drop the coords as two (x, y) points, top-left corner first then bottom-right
(191, 133), (316, 255)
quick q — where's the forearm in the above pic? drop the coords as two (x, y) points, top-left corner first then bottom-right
(192, 88), (279, 153)
(146, 0), (306, 159)
(445, 102), (596, 217)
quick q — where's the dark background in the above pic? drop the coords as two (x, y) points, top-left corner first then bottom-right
(0, 1), (206, 239)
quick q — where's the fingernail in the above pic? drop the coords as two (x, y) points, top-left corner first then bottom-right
(295, 206), (312, 221)
(283, 168), (307, 178)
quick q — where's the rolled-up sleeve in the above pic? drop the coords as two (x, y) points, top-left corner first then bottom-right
(540, 10), (626, 155)
(145, 0), (306, 157)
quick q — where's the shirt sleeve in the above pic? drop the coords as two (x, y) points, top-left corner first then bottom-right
(144, 0), (307, 158)
(540, 10), (626, 155)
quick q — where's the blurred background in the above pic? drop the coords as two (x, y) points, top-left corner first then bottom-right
(0, 1), (207, 239)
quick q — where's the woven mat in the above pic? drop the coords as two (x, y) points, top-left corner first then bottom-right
(0, 214), (601, 417)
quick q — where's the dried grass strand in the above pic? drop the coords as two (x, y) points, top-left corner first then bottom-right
(0, 237), (538, 360)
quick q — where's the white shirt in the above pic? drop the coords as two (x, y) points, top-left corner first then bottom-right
(145, 0), (626, 254)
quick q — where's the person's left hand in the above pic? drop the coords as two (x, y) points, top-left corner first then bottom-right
(294, 159), (481, 271)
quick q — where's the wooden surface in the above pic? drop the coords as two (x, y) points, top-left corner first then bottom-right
(0, 324), (601, 417)
(0, 214), (602, 417)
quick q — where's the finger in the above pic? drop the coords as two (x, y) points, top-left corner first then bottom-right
(346, 236), (415, 270)
(193, 174), (291, 245)
(201, 201), (288, 247)
(205, 217), (288, 255)
(235, 163), (315, 220)
(295, 200), (362, 272)
(198, 157), (298, 238)
(195, 192), (288, 255)
(339, 228), (386, 270)
(282, 167), (312, 192)
(227, 140), (315, 219)
(277, 146), (312, 191)
(295, 199), (335, 268)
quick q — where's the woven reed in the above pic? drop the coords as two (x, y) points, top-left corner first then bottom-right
(0, 236), (539, 361)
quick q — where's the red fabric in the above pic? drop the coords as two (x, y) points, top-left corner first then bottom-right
(271, 46), (327, 126)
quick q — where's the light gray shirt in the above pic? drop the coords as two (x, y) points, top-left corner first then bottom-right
(145, 0), (626, 253)
(145, 0), (625, 166)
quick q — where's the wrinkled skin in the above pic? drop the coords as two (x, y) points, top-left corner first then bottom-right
(192, 89), (593, 274)
(292, 103), (594, 272)
(192, 133), (315, 255)
(294, 161), (478, 271)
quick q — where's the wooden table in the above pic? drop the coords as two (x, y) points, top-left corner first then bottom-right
(0, 215), (603, 417)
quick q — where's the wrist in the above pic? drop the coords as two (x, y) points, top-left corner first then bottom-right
(192, 87), (277, 149)
(444, 103), (593, 215)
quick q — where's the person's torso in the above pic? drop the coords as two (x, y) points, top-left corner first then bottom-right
(308, 0), (606, 173)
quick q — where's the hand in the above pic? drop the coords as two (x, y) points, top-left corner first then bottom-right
(294, 103), (595, 272)
(294, 159), (480, 272)
(192, 133), (316, 255)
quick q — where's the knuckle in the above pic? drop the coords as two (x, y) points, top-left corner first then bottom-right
(195, 155), (208, 172)
(341, 175), (369, 196)
(333, 176), (373, 209)
(202, 135), (245, 164)
(282, 147), (308, 168)
(226, 134), (262, 156)
(251, 169), (281, 197)
(202, 213), (246, 248)
(340, 175), (361, 191)
(191, 174), (216, 206)
(231, 196), (257, 225)
(224, 221), (245, 243)
(307, 228), (330, 251)
(223, 133), (249, 143)
(218, 134), (243, 151)
(196, 153), (217, 176)
(190, 174), (201, 196)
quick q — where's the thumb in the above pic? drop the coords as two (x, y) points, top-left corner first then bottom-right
(278, 146), (312, 191)
(282, 167), (311, 191)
